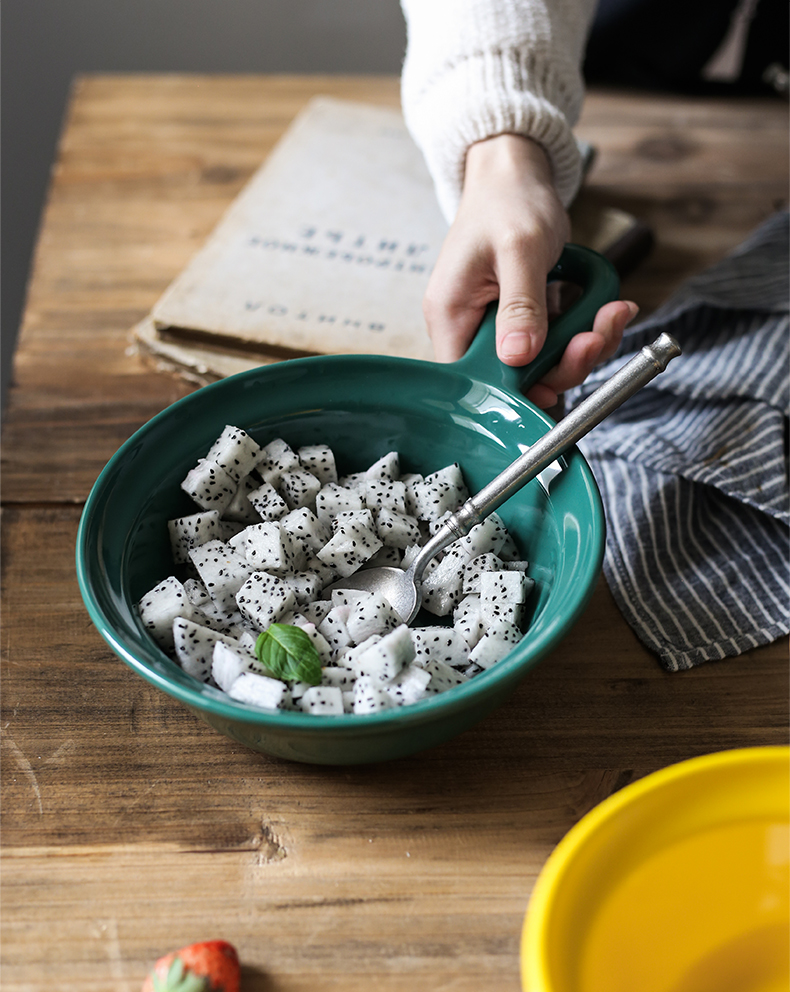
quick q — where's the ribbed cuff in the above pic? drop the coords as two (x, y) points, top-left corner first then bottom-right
(402, 46), (585, 221)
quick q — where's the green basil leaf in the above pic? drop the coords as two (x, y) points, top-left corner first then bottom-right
(255, 623), (322, 685)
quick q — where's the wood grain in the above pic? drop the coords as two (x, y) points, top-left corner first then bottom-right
(1, 75), (787, 992)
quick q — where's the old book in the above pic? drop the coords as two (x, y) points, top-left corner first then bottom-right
(134, 96), (652, 384)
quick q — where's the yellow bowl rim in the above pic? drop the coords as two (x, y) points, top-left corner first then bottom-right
(521, 745), (790, 992)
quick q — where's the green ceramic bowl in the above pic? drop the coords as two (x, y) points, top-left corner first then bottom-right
(77, 244), (617, 764)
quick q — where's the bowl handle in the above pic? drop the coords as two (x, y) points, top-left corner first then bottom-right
(452, 244), (620, 394)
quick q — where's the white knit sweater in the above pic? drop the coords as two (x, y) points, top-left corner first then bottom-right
(400, 0), (598, 221)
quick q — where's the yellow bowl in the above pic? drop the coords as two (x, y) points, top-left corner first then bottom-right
(522, 747), (789, 992)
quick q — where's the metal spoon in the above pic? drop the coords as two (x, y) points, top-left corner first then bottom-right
(332, 332), (681, 623)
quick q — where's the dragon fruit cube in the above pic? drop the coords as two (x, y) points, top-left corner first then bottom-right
(315, 483), (364, 526)
(468, 619), (523, 668)
(242, 521), (298, 575)
(173, 618), (237, 682)
(279, 468), (322, 511)
(422, 658), (469, 694)
(283, 570), (324, 607)
(235, 571), (297, 629)
(364, 479), (407, 514)
(256, 438), (300, 486)
(180, 458), (237, 513)
(228, 670), (286, 709)
(480, 570), (532, 605)
(297, 443), (338, 485)
(167, 510), (222, 564)
(247, 480), (288, 521)
(353, 675), (396, 714)
(223, 475), (263, 525)
(137, 576), (194, 650)
(462, 553), (504, 594)
(318, 605), (354, 658)
(453, 593), (486, 648)
(365, 450), (400, 481)
(410, 626), (470, 668)
(346, 591), (402, 643)
(299, 684), (345, 715)
(420, 546), (471, 616)
(385, 664), (432, 706)
(347, 624), (415, 682)
(457, 513), (510, 558)
(412, 463), (469, 521)
(205, 425), (262, 483)
(375, 507), (422, 549)
(188, 539), (255, 614)
(280, 507), (330, 554)
(320, 666), (358, 690)
(211, 640), (261, 692)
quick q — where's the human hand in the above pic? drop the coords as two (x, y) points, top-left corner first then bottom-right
(422, 133), (638, 408)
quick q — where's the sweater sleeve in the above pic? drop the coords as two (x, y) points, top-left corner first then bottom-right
(400, 0), (598, 221)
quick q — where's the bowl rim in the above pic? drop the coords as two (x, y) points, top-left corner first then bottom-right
(76, 352), (606, 734)
(520, 745), (790, 991)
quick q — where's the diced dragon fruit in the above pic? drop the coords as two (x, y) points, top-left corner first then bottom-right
(317, 605), (354, 658)
(167, 510), (223, 564)
(453, 593), (486, 648)
(353, 676), (396, 714)
(420, 545), (473, 616)
(279, 468), (322, 511)
(320, 666), (358, 690)
(211, 639), (262, 692)
(316, 513), (383, 576)
(365, 450), (400, 481)
(188, 539), (255, 614)
(411, 463), (469, 522)
(337, 471), (368, 492)
(283, 570), (324, 607)
(183, 577), (211, 607)
(468, 619), (523, 669)
(315, 483), (364, 526)
(364, 479), (407, 514)
(480, 569), (532, 605)
(346, 591), (402, 643)
(280, 507), (330, 555)
(235, 571), (297, 629)
(223, 475), (263, 525)
(299, 599), (333, 626)
(256, 438), (300, 487)
(180, 458), (237, 513)
(462, 553), (504, 594)
(422, 658), (469, 693)
(205, 425), (262, 483)
(297, 443), (338, 485)
(173, 617), (237, 682)
(346, 625), (415, 682)
(385, 663), (432, 706)
(247, 480), (289, 521)
(229, 671), (286, 709)
(299, 685), (345, 715)
(410, 626), (470, 669)
(361, 545), (403, 568)
(241, 521), (299, 575)
(137, 575), (194, 650)
(375, 507), (422, 549)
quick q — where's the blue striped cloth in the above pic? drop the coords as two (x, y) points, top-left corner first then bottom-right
(566, 211), (789, 670)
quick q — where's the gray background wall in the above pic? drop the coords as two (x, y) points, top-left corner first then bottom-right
(1, 0), (408, 408)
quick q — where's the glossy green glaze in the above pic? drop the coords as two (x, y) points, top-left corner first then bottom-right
(76, 244), (617, 764)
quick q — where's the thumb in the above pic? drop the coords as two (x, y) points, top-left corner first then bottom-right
(494, 254), (550, 366)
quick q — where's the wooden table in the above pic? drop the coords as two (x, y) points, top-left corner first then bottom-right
(2, 75), (787, 991)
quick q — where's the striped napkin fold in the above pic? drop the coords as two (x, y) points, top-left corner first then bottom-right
(566, 211), (789, 671)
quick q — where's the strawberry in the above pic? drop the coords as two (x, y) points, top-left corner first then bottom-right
(141, 940), (240, 992)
